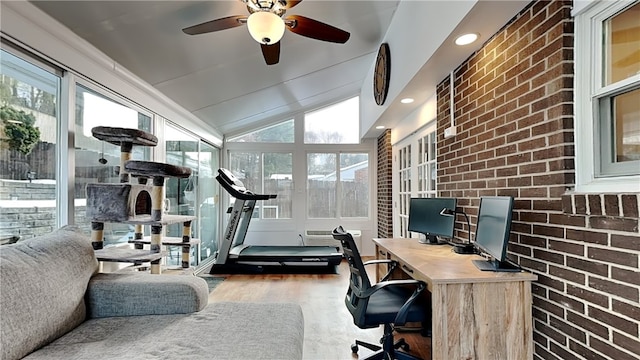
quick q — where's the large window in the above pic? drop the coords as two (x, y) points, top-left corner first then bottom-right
(227, 151), (293, 219)
(227, 119), (294, 143)
(73, 84), (152, 245)
(0, 48), (60, 240)
(165, 124), (220, 265)
(2, 16), (224, 271)
(575, 1), (640, 191)
(306, 152), (369, 219)
(197, 141), (220, 260)
(304, 97), (359, 144)
(224, 96), (372, 249)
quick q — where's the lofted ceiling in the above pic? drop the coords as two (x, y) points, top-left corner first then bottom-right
(30, 0), (400, 137)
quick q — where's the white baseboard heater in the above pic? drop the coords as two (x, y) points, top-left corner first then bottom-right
(304, 229), (361, 253)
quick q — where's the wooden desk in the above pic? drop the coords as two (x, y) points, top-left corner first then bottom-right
(374, 238), (537, 360)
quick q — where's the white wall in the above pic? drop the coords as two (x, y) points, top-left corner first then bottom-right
(359, 0), (477, 136)
(391, 94), (437, 146)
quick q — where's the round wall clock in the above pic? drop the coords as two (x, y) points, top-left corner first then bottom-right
(373, 43), (391, 106)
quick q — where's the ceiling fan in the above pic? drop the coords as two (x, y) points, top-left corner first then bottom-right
(182, 0), (350, 65)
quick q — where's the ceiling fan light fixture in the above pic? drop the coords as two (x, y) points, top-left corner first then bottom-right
(247, 11), (285, 45)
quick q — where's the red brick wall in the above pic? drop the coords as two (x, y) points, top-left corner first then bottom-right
(436, 1), (639, 359)
(377, 129), (393, 238)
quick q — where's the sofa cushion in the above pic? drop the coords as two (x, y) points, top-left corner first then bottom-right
(22, 302), (305, 360)
(86, 272), (209, 318)
(0, 225), (98, 360)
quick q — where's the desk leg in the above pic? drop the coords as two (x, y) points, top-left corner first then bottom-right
(430, 281), (533, 360)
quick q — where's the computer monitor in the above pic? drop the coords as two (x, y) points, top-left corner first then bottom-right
(472, 196), (520, 272)
(407, 197), (457, 244)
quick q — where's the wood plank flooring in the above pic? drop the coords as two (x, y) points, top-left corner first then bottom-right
(206, 260), (432, 360)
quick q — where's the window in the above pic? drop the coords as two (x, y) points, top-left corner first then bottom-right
(227, 151), (293, 219)
(164, 124), (220, 265)
(307, 152), (369, 218)
(227, 119), (294, 143)
(197, 142), (220, 261)
(397, 144), (412, 237)
(73, 84), (152, 245)
(575, 1), (640, 191)
(304, 97), (360, 144)
(224, 97), (373, 245)
(393, 126), (438, 238)
(0, 48), (60, 239)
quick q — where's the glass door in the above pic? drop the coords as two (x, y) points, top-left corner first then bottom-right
(165, 124), (220, 267)
(393, 124), (437, 238)
(197, 141), (219, 262)
(165, 124), (199, 266)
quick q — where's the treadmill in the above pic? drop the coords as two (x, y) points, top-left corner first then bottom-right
(209, 168), (343, 273)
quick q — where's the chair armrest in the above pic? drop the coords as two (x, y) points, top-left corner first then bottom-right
(360, 279), (426, 326)
(394, 281), (426, 325)
(86, 273), (209, 318)
(364, 259), (398, 281)
(363, 259), (395, 266)
(360, 279), (422, 298)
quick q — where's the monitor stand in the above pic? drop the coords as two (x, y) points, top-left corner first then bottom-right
(418, 234), (447, 245)
(472, 259), (521, 272)
(452, 243), (476, 254)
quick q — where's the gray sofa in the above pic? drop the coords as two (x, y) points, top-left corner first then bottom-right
(0, 226), (304, 360)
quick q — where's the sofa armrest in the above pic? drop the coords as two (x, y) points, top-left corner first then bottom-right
(86, 273), (209, 318)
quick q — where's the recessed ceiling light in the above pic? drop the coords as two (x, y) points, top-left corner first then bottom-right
(455, 33), (479, 46)
(400, 98), (414, 104)
(375, 125), (386, 130)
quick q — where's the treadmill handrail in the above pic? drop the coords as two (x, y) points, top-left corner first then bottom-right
(216, 174), (277, 201)
(218, 168), (244, 188)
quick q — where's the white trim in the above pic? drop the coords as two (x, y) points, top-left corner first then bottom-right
(573, 0), (640, 193)
(572, 0), (598, 16)
(59, 72), (73, 226)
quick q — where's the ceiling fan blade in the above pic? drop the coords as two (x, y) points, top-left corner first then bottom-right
(280, 0), (303, 9)
(261, 42), (281, 65)
(285, 15), (350, 43)
(182, 15), (247, 35)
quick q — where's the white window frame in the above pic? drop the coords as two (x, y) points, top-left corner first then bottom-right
(392, 123), (438, 238)
(574, 0), (640, 192)
(224, 105), (375, 239)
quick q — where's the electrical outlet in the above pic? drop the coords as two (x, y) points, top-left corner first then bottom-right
(444, 126), (457, 138)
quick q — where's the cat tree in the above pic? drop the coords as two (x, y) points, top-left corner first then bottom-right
(86, 126), (198, 274)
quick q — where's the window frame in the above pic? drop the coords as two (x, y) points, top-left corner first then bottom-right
(574, 0), (640, 192)
(392, 124), (438, 238)
(226, 149), (295, 221)
(226, 118), (295, 143)
(0, 44), (64, 230)
(223, 99), (375, 238)
(305, 151), (370, 219)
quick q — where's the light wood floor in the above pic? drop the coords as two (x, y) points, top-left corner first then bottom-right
(205, 260), (432, 360)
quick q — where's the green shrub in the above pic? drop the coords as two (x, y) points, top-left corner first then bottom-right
(0, 105), (41, 155)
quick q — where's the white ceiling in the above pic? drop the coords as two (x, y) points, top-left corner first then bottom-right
(30, 0), (400, 137)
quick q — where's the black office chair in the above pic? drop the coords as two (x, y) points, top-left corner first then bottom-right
(332, 226), (430, 360)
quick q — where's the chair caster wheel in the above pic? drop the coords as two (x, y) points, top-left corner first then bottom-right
(351, 344), (359, 353)
(402, 343), (410, 351)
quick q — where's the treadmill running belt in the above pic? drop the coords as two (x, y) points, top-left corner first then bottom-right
(239, 246), (340, 256)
